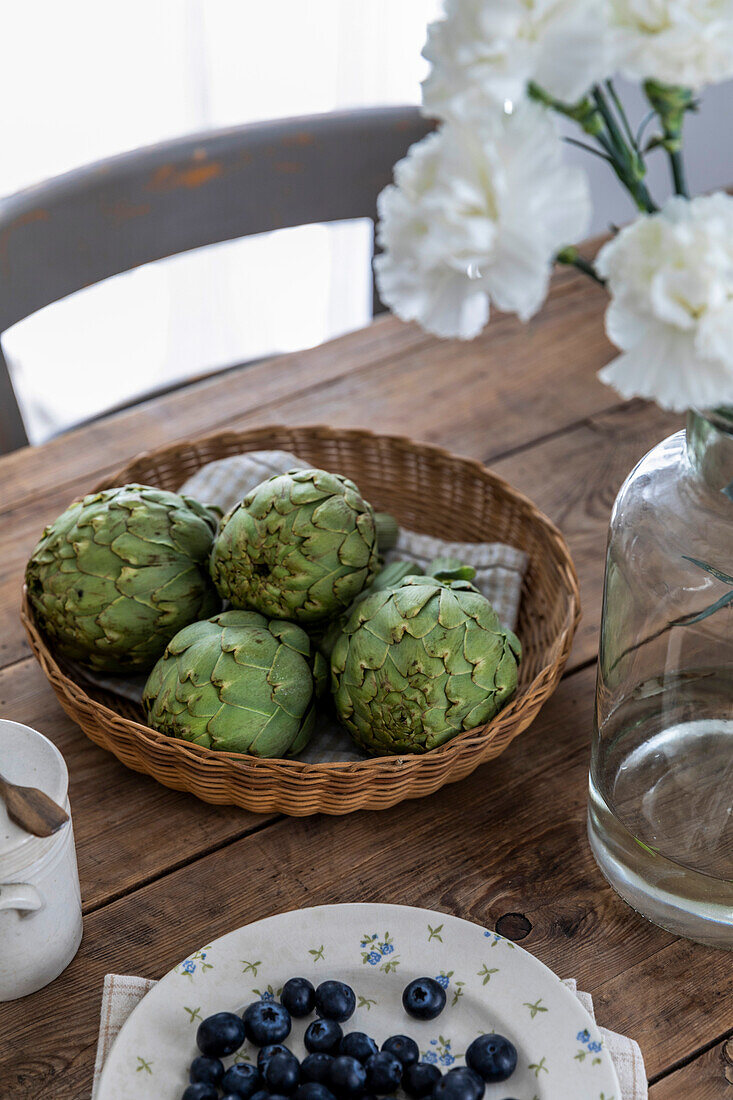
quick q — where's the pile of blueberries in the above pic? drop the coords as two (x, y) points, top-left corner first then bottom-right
(183, 976), (519, 1100)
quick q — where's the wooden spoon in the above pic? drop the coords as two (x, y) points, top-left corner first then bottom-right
(0, 771), (69, 837)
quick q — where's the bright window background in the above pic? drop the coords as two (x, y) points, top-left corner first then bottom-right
(4, 2), (733, 443)
(5, 0), (440, 443)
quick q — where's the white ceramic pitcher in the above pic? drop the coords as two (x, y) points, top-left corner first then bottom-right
(0, 720), (82, 1000)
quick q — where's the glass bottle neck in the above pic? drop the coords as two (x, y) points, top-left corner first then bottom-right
(685, 407), (733, 492)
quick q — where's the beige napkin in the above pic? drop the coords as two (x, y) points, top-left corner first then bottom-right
(92, 973), (647, 1099)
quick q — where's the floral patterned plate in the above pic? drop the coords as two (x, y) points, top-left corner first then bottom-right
(97, 903), (620, 1100)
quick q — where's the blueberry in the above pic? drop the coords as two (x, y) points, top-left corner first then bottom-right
(340, 1032), (379, 1064)
(365, 1051), (403, 1095)
(221, 1062), (264, 1098)
(243, 1000), (292, 1046)
(196, 1012), (246, 1057)
(223, 1095), (250, 1100)
(402, 1062), (442, 1098)
(381, 1035), (419, 1069)
(330, 1055), (367, 1097)
(315, 980), (356, 1023)
(465, 1034), (517, 1084)
(433, 1067), (485, 1100)
(182, 1086), (218, 1100)
(401, 978), (446, 1021)
(265, 1051), (301, 1095)
(295, 1084), (337, 1100)
(301, 1053), (335, 1084)
(282, 976), (317, 1017)
(250, 1092), (271, 1100)
(305, 1018), (344, 1054)
(190, 1056), (225, 1086)
(259, 1044), (295, 1074)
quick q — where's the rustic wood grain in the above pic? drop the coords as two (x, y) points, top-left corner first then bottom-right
(0, 400), (682, 915)
(0, 265), (721, 1096)
(649, 1035), (733, 1097)
(2, 667), (727, 1098)
(0, 659), (276, 910)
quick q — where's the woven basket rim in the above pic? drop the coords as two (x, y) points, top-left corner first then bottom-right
(99, 423), (576, 555)
(21, 423), (581, 808)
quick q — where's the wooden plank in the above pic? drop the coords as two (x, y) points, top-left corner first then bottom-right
(0, 272), (614, 517)
(0, 645), (590, 915)
(3, 667), (727, 1097)
(0, 382), (683, 933)
(649, 1037), (733, 1098)
(0, 658), (275, 911)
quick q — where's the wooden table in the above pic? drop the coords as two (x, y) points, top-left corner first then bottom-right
(1, 265), (731, 1099)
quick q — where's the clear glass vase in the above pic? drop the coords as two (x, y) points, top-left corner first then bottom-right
(589, 408), (733, 949)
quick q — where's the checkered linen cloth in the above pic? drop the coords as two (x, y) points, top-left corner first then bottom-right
(92, 974), (647, 1099)
(76, 451), (528, 763)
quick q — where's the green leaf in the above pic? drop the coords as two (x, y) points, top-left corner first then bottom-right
(682, 556), (733, 585)
(428, 557), (476, 583)
(672, 588), (733, 627)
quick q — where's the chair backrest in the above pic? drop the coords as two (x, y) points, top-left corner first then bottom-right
(0, 106), (430, 453)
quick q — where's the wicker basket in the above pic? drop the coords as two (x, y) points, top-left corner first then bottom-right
(21, 425), (580, 815)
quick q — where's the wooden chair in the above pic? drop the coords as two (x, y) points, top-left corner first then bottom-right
(0, 107), (430, 454)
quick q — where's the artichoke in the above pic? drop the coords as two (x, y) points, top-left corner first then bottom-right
(316, 559), (425, 661)
(26, 484), (220, 673)
(331, 575), (521, 755)
(316, 557), (479, 661)
(143, 609), (327, 756)
(210, 468), (396, 624)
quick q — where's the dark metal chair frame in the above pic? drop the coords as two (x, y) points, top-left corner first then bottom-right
(0, 106), (429, 453)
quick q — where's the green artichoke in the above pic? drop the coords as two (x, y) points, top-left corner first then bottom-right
(316, 557), (479, 661)
(143, 609), (327, 756)
(210, 468), (395, 624)
(316, 559), (424, 661)
(331, 575), (521, 755)
(26, 484), (220, 673)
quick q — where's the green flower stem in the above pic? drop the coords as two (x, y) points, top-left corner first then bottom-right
(605, 79), (637, 151)
(669, 148), (689, 199)
(528, 82), (602, 135)
(592, 85), (628, 158)
(592, 85), (657, 213)
(644, 80), (694, 198)
(556, 247), (606, 287)
(529, 81), (657, 214)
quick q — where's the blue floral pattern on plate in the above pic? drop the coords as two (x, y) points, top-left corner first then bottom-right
(175, 947), (213, 980)
(423, 1036), (461, 1066)
(360, 931), (400, 973)
(98, 903), (620, 1100)
(575, 1028), (604, 1066)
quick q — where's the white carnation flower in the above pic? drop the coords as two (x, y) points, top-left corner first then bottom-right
(374, 103), (591, 340)
(609, 0), (733, 89)
(422, 0), (610, 119)
(596, 193), (733, 411)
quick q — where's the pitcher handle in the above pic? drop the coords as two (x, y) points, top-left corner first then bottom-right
(0, 883), (43, 912)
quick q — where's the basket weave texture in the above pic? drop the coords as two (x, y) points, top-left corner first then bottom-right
(21, 425), (580, 815)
